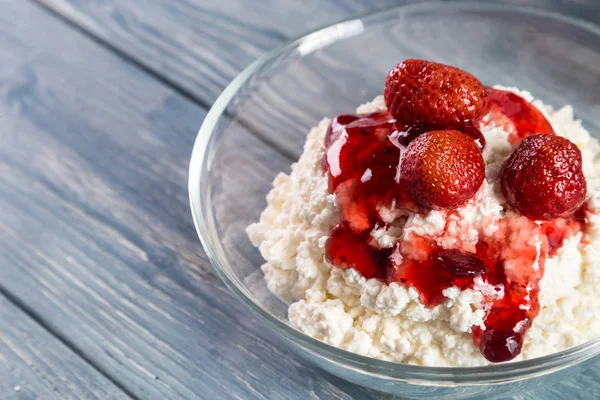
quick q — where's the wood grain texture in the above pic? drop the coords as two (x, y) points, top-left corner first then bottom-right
(0, 1), (393, 399)
(36, 0), (600, 109)
(0, 295), (128, 399)
(34, 0), (600, 160)
(35, 0), (399, 106)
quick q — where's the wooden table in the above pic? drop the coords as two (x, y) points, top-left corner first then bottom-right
(1, 1), (599, 399)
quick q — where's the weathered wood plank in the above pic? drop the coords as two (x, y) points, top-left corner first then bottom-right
(35, 0), (398, 106)
(0, 295), (129, 399)
(35, 0), (600, 160)
(0, 2), (394, 399)
(36, 0), (600, 109)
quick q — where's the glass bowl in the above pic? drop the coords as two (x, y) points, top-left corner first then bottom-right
(189, 2), (600, 398)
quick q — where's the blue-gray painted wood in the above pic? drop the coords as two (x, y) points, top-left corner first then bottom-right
(35, 0), (600, 160)
(0, 0), (599, 399)
(0, 295), (129, 399)
(35, 0), (399, 107)
(36, 0), (600, 108)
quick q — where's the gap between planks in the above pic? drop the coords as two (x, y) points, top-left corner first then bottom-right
(0, 284), (140, 400)
(28, 0), (299, 162)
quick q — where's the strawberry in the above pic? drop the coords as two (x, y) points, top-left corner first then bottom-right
(384, 59), (489, 128)
(500, 134), (586, 220)
(400, 130), (485, 209)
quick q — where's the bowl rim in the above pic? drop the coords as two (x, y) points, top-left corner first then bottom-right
(189, 1), (600, 382)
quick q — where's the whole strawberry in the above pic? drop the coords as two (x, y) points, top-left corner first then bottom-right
(400, 130), (485, 209)
(500, 134), (586, 220)
(384, 59), (490, 128)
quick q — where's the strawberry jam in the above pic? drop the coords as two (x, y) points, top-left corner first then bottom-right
(485, 88), (555, 147)
(324, 112), (416, 233)
(322, 109), (590, 362)
(392, 122), (486, 149)
(386, 242), (488, 305)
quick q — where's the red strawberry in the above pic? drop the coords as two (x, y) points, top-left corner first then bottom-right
(500, 134), (586, 220)
(400, 130), (485, 209)
(384, 59), (489, 128)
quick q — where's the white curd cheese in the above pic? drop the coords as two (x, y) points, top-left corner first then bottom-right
(247, 89), (600, 366)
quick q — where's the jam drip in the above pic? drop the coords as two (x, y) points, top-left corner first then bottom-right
(323, 96), (589, 362)
(485, 88), (555, 147)
(323, 111), (410, 279)
(324, 111), (410, 234)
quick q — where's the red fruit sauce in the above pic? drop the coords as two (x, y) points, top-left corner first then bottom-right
(485, 88), (555, 147)
(322, 91), (590, 362)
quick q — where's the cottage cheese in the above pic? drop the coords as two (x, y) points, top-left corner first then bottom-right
(246, 88), (600, 366)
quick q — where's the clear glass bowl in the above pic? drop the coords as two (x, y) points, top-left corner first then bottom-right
(189, 3), (600, 398)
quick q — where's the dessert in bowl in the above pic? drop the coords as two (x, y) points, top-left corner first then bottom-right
(189, 3), (600, 398)
(247, 59), (599, 367)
